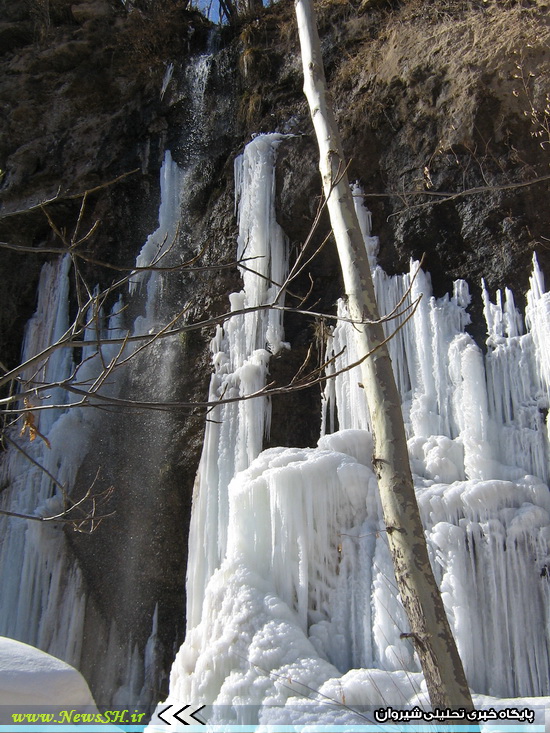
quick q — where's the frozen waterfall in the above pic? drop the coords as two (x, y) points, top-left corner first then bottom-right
(0, 148), (183, 712)
(158, 136), (550, 726)
(1, 120), (549, 722)
(0, 255), (128, 678)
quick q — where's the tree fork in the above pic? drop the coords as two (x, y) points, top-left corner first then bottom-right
(294, 0), (474, 710)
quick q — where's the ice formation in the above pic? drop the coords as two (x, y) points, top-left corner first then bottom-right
(0, 156), (183, 705)
(1, 106), (550, 720)
(185, 133), (289, 629)
(0, 257), (92, 664)
(157, 140), (550, 726)
(130, 149), (185, 333)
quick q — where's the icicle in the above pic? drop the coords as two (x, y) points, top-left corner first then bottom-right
(482, 263), (550, 483)
(526, 253), (550, 398)
(130, 151), (184, 333)
(19, 255), (73, 433)
(113, 642), (144, 707)
(185, 134), (290, 631)
(140, 605), (160, 707)
(351, 182), (379, 268)
(160, 62), (174, 100)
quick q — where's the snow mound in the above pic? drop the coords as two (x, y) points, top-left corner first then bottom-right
(0, 636), (96, 706)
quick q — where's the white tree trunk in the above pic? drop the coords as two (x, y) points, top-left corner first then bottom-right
(294, 0), (474, 711)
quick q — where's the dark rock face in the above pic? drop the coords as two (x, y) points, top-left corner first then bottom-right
(1, 0), (550, 706)
(0, 0), (211, 368)
(346, 1), (550, 301)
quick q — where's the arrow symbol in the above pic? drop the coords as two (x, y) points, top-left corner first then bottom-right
(174, 705), (206, 724)
(156, 706), (172, 725)
(154, 703), (206, 725)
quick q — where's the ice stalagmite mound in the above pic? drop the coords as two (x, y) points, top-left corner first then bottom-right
(158, 138), (550, 724)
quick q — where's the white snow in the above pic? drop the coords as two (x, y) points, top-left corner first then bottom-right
(0, 636), (97, 706)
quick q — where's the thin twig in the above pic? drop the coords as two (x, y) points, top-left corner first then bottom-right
(0, 169), (140, 221)
(3, 295), (421, 416)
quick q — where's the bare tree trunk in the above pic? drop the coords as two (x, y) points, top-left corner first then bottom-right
(294, 0), (474, 711)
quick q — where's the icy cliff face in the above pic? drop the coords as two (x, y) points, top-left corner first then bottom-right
(322, 237), (550, 698)
(0, 148), (188, 708)
(0, 257), (88, 665)
(1, 132), (550, 721)
(162, 136), (550, 723)
(327, 252), (550, 487)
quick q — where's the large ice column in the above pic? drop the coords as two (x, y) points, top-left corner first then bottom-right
(234, 135), (289, 357)
(226, 433), (372, 633)
(167, 430), (405, 714)
(185, 134), (289, 630)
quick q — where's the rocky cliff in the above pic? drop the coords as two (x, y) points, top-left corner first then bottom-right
(1, 0), (549, 706)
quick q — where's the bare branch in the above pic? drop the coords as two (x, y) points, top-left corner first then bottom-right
(0, 437), (115, 533)
(3, 433), (62, 490)
(352, 174), (550, 218)
(0, 291), (422, 400)
(0, 170), (140, 221)
(2, 295), (421, 417)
